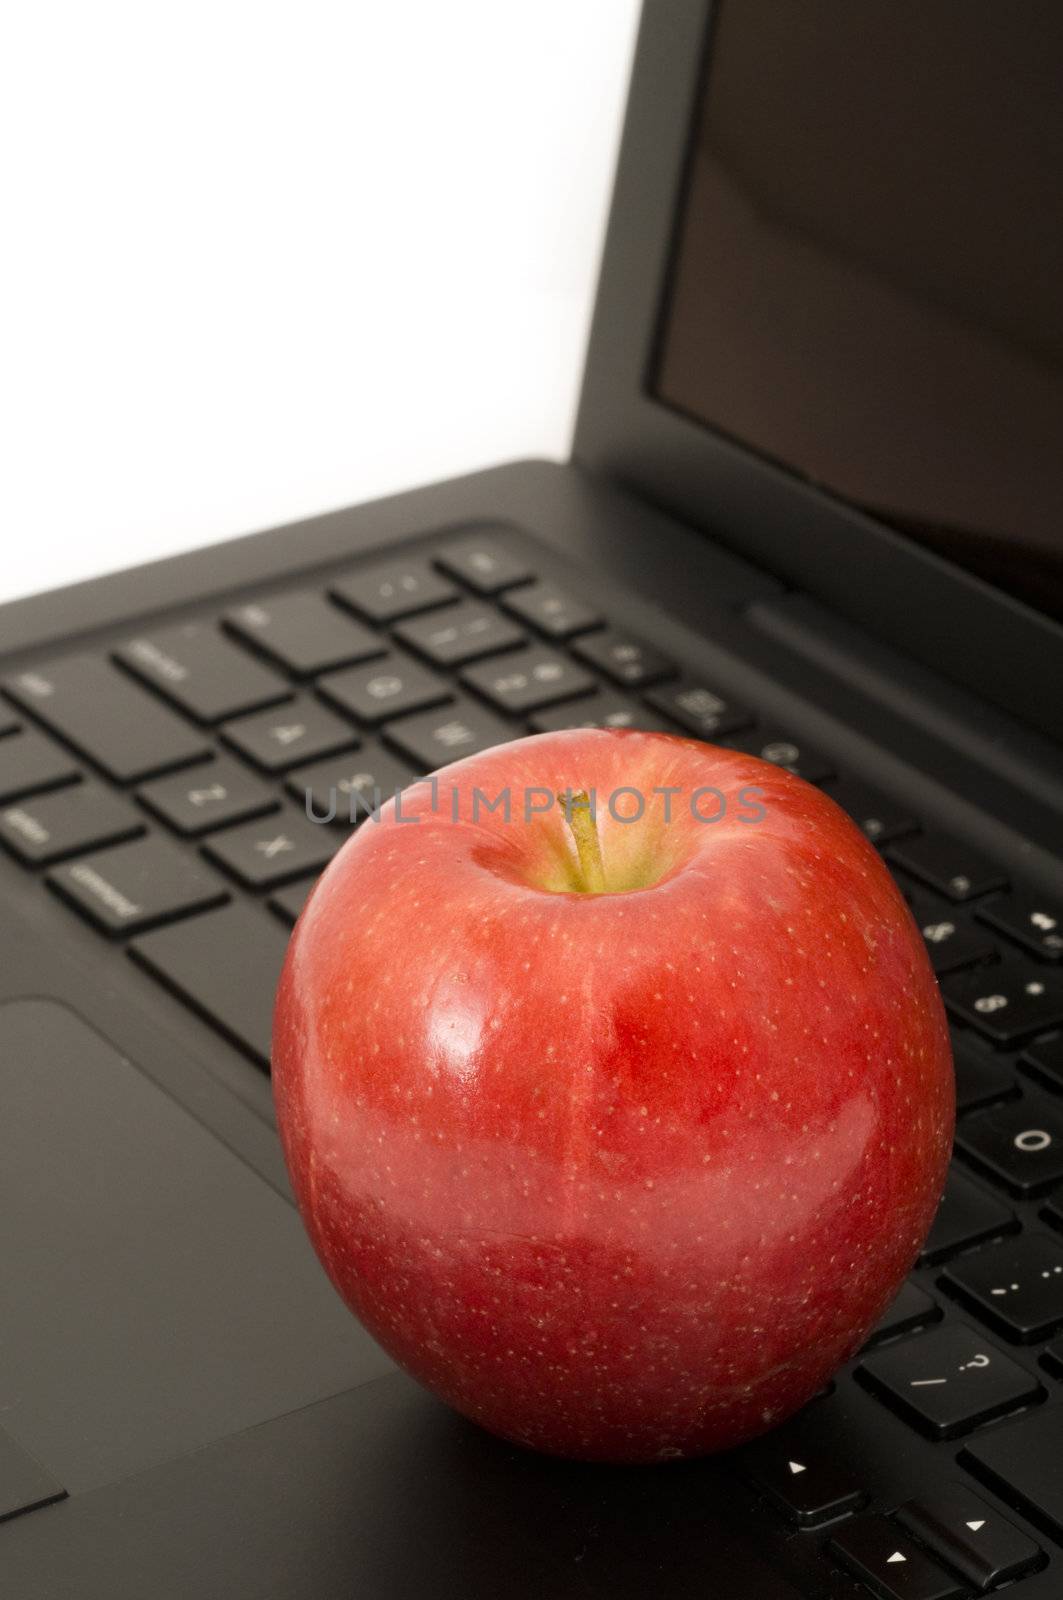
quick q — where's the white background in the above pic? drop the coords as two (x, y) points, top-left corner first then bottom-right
(0, 1), (640, 606)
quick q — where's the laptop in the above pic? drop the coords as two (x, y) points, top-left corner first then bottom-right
(2, 2), (1062, 1594)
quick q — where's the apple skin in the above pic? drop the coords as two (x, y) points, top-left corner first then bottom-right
(272, 729), (953, 1463)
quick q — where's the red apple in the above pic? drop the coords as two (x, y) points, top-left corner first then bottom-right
(272, 729), (953, 1462)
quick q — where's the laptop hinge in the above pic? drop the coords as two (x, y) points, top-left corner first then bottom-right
(746, 592), (1063, 820)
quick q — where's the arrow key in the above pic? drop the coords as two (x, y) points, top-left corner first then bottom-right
(829, 1516), (965, 1599)
(896, 1484), (1043, 1591)
(741, 1428), (865, 1527)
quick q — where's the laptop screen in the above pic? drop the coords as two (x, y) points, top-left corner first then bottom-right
(654, 0), (1063, 624)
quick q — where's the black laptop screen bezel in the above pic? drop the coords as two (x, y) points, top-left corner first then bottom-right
(574, 0), (1063, 745)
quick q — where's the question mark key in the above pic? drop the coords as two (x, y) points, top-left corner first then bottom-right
(857, 1325), (1044, 1438)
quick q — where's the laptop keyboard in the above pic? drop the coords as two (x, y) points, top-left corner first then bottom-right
(2, 528), (1063, 1594)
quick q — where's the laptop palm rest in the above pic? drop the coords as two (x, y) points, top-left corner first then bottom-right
(0, 997), (392, 1497)
(1, 1371), (806, 1600)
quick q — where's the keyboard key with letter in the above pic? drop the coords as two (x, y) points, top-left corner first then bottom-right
(529, 693), (671, 734)
(0, 782), (143, 865)
(225, 592), (384, 676)
(221, 698), (357, 773)
(435, 536), (531, 594)
(856, 1322), (1043, 1438)
(286, 745), (420, 826)
(645, 679), (752, 738)
(394, 600), (525, 666)
(139, 759), (278, 837)
(501, 581), (600, 639)
(319, 655), (451, 724)
(203, 810), (337, 890)
(956, 1102), (1063, 1195)
(728, 731), (835, 785)
(4, 656), (210, 781)
(977, 891), (1063, 961)
(383, 698), (514, 769)
(942, 966), (1063, 1045)
(117, 626), (290, 724)
(571, 628), (674, 688)
(461, 646), (594, 714)
(886, 834), (1008, 902)
(942, 1234), (1063, 1342)
(48, 835), (228, 935)
(331, 559), (458, 622)
(130, 902), (290, 1068)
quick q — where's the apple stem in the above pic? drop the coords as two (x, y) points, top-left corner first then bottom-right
(558, 790), (607, 893)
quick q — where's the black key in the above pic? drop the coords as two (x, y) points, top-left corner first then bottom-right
(571, 628), (674, 688)
(864, 1282), (942, 1348)
(268, 879), (318, 927)
(318, 655), (451, 724)
(435, 536), (531, 594)
(820, 779), (918, 846)
(960, 1406), (1063, 1542)
(116, 626), (290, 724)
(501, 581), (601, 639)
(919, 1170), (1017, 1264)
(383, 698), (514, 770)
(645, 678), (753, 739)
(203, 810), (336, 889)
(460, 647), (594, 714)
(286, 745), (420, 826)
(331, 559), (457, 622)
(895, 1485), (1043, 1592)
(728, 732), (835, 785)
(393, 600), (525, 666)
(0, 1425), (65, 1522)
(742, 1432), (865, 1527)
(956, 1102), (1063, 1196)
(886, 834), (1007, 902)
(138, 758), (278, 837)
(1045, 1195), (1063, 1234)
(48, 836), (227, 935)
(0, 728), (80, 801)
(224, 591), (383, 675)
(529, 693), (672, 734)
(1022, 1033), (1063, 1093)
(1044, 1333), (1063, 1374)
(221, 697), (357, 773)
(0, 781), (143, 865)
(943, 1234), (1063, 1342)
(4, 656), (210, 782)
(942, 965), (1063, 1044)
(915, 909), (998, 977)
(978, 892), (1063, 962)
(952, 1036), (1018, 1112)
(828, 1516), (964, 1600)
(130, 903), (290, 1068)
(856, 1322), (1043, 1439)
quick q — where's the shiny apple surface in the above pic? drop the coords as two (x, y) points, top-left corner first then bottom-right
(273, 730), (953, 1462)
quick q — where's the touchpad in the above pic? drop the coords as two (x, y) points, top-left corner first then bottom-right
(0, 999), (392, 1495)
